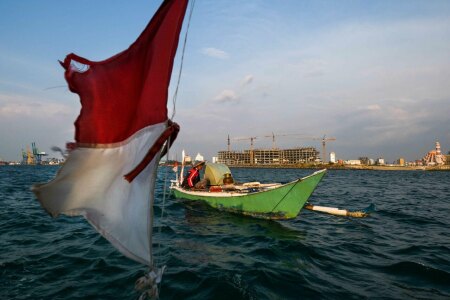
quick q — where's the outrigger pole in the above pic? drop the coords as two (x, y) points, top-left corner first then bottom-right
(304, 203), (375, 218)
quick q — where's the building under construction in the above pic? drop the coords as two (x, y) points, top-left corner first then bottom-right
(217, 147), (320, 166)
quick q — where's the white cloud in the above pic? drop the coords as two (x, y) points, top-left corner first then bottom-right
(0, 94), (74, 118)
(210, 75), (255, 105)
(366, 104), (381, 111)
(213, 89), (239, 103)
(201, 47), (229, 59)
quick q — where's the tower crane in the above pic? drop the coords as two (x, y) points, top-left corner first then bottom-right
(263, 132), (277, 149)
(312, 135), (336, 163)
(232, 136), (258, 150)
(231, 136), (258, 165)
(262, 132), (314, 149)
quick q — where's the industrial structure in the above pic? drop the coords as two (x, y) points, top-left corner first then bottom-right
(21, 142), (48, 165)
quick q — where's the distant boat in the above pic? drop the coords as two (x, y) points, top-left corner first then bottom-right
(171, 163), (326, 220)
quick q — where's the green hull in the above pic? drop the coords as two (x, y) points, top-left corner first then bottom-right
(172, 169), (326, 220)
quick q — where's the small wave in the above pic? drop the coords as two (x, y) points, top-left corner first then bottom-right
(380, 261), (450, 289)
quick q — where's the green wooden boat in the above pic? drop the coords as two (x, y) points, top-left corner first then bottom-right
(171, 168), (326, 220)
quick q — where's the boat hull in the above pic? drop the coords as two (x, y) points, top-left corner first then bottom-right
(172, 169), (326, 220)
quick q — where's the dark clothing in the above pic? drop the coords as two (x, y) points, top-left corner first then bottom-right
(182, 168), (200, 188)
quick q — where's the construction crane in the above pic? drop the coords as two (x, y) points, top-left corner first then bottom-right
(31, 142), (48, 165)
(263, 132), (276, 149)
(232, 136), (258, 150)
(231, 136), (258, 165)
(26, 145), (34, 165)
(21, 149), (27, 164)
(226, 135), (258, 151)
(262, 132), (313, 149)
(312, 135), (336, 163)
(263, 132), (277, 149)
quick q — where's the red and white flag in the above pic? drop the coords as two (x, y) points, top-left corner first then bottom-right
(172, 161), (178, 173)
(33, 0), (188, 266)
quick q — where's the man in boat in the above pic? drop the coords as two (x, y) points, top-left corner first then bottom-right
(182, 161), (207, 189)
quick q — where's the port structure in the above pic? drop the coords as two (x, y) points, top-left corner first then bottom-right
(21, 142), (48, 165)
(21, 146), (34, 165)
(32, 142), (48, 164)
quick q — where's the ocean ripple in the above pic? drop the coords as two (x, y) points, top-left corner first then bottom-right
(1, 166), (449, 299)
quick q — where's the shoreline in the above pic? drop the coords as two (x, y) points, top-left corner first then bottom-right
(2, 163), (449, 171)
(227, 164), (450, 171)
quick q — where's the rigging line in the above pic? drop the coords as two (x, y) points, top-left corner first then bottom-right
(170, 0), (196, 121)
(43, 85), (67, 90)
(156, 136), (171, 266)
(148, 146), (163, 268)
(269, 180), (300, 213)
(154, 136), (172, 296)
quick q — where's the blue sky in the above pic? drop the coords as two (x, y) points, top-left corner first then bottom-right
(1, 0), (449, 162)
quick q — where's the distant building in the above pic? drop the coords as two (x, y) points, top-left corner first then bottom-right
(422, 141), (446, 166)
(329, 152), (336, 163)
(47, 158), (64, 165)
(359, 157), (369, 165)
(368, 159), (375, 165)
(184, 155), (192, 164)
(397, 158), (405, 166)
(376, 158), (385, 165)
(346, 159), (361, 165)
(195, 153), (204, 162)
(217, 147), (319, 165)
(212, 156), (218, 163)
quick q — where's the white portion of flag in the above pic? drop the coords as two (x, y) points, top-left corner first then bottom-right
(32, 122), (167, 266)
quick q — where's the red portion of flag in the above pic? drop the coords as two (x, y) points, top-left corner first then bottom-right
(60, 0), (188, 144)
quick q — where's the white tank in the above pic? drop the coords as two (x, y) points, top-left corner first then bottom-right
(329, 152), (336, 163)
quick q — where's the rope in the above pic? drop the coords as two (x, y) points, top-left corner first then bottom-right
(269, 180), (300, 213)
(157, 136), (171, 263)
(170, 0), (196, 120)
(137, 1), (197, 297)
(154, 0), (196, 277)
(137, 136), (172, 299)
(150, 0), (195, 268)
(43, 85), (67, 91)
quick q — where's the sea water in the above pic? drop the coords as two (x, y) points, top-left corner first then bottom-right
(1, 166), (449, 299)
